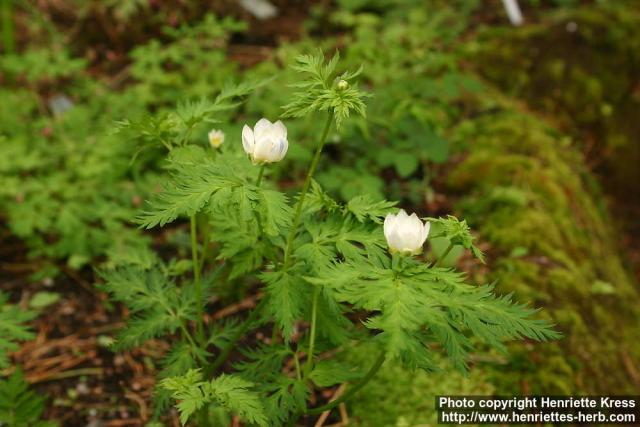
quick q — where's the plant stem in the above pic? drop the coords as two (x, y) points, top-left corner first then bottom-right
(293, 351), (302, 380)
(305, 350), (386, 415)
(198, 220), (210, 277)
(180, 324), (200, 353)
(435, 242), (455, 268)
(256, 164), (266, 187)
(205, 298), (266, 377)
(303, 286), (320, 377)
(1, 0), (15, 55)
(190, 215), (204, 342)
(282, 111), (334, 269)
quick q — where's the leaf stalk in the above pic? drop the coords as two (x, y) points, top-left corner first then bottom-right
(435, 241), (455, 268)
(190, 215), (204, 342)
(303, 286), (320, 377)
(305, 350), (386, 415)
(282, 111), (334, 269)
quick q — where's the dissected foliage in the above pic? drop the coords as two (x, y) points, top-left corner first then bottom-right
(0, 370), (57, 427)
(0, 294), (36, 370)
(160, 370), (267, 426)
(96, 51), (559, 426)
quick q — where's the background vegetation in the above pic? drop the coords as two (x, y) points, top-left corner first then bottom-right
(1, 0), (639, 425)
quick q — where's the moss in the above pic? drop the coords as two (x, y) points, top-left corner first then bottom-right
(472, 3), (640, 212)
(341, 344), (494, 427)
(447, 105), (640, 394)
(461, 4), (640, 394)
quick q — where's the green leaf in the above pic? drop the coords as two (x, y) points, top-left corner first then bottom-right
(0, 293), (36, 369)
(393, 152), (419, 178)
(257, 189), (293, 236)
(261, 270), (308, 341)
(345, 194), (396, 223)
(0, 369), (57, 427)
(315, 259), (560, 372)
(161, 369), (267, 426)
(424, 129), (449, 163)
(262, 376), (308, 425)
(428, 215), (485, 263)
(309, 360), (361, 387)
(29, 292), (61, 310)
(98, 265), (195, 349)
(281, 51), (368, 129)
(137, 159), (246, 228)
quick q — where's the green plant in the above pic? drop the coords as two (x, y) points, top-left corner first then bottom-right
(243, 1), (484, 205)
(0, 293), (36, 370)
(129, 14), (245, 106)
(100, 51), (559, 425)
(1, 0), (15, 54)
(0, 86), (154, 273)
(0, 13), (252, 275)
(0, 369), (56, 427)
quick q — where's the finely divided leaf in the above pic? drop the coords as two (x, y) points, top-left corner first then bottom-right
(0, 293), (36, 369)
(261, 270), (308, 341)
(161, 369), (267, 426)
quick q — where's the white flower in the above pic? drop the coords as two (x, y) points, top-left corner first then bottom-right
(383, 209), (430, 255)
(242, 118), (288, 164)
(208, 129), (225, 148)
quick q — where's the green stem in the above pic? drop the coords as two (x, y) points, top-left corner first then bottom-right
(198, 220), (210, 277)
(282, 111), (334, 269)
(303, 286), (320, 377)
(205, 298), (266, 377)
(256, 164), (266, 187)
(181, 124), (195, 146)
(305, 350), (386, 416)
(293, 351), (302, 380)
(435, 242), (455, 268)
(1, 0), (15, 55)
(190, 215), (204, 342)
(180, 324), (200, 354)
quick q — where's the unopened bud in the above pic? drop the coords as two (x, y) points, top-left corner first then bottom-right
(337, 79), (349, 90)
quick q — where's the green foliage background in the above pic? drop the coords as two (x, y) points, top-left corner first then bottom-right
(1, 0), (639, 425)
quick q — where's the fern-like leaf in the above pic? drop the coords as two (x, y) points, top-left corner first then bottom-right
(0, 293), (36, 370)
(161, 369), (267, 426)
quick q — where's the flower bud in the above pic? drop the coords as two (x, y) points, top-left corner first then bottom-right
(384, 209), (430, 255)
(208, 129), (225, 148)
(242, 118), (288, 164)
(337, 79), (349, 90)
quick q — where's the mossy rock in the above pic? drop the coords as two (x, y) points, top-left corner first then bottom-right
(341, 345), (494, 427)
(447, 102), (640, 394)
(471, 3), (640, 212)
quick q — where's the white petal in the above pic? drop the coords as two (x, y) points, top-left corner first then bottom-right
(254, 118), (273, 140)
(387, 229), (403, 253)
(383, 213), (397, 242)
(273, 120), (287, 139)
(266, 138), (282, 162)
(252, 135), (274, 163)
(422, 221), (431, 244)
(278, 136), (289, 161)
(271, 137), (288, 161)
(397, 220), (418, 251)
(208, 130), (224, 148)
(242, 125), (254, 155)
